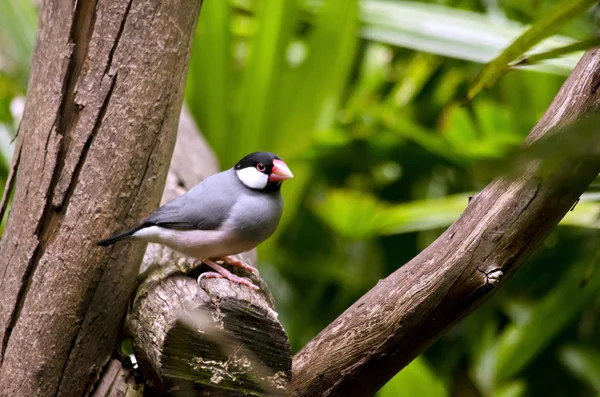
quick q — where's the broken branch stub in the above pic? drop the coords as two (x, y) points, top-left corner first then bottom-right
(129, 264), (290, 396)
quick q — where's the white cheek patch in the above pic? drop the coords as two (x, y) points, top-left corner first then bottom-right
(236, 167), (269, 190)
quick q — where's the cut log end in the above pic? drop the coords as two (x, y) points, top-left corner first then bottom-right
(128, 254), (291, 396)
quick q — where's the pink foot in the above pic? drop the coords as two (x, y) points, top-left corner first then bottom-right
(198, 259), (259, 290)
(214, 256), (259, 274)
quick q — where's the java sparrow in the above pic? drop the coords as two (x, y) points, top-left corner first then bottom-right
(97, 152), (293, 290)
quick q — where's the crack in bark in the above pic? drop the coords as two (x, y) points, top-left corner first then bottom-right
(0, 138), (22, 224)
(59, 73), (117, 214)
(124, 97), (171, 224)
(54, 260), (109, 397)
(0, 127), (60, 364)
(53, 319), (84, 397)
(514, 180), (541, 221)
(126, 135), (162, 221)
(103, 0), (132, 77)
(51, 0), (102, 209)
(56, 0), (98, 138)
(0, 0), (205, 393)
(0, 0), (99, 364)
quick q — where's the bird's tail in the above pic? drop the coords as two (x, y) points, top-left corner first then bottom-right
(97, 224), (146, 246)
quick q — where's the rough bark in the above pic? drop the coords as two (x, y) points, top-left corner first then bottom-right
(0, 1), (203, 396)
(290, 49), (600, 396)
(129, 263), (289, 396)
(127, 108), (291, 395)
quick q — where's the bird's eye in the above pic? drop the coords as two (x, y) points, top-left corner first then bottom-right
(256, 163), (266, 172)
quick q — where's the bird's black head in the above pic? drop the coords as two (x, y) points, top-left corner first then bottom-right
(234, 152), (294, 192)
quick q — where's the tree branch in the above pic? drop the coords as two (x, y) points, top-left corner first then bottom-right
(0, 1), (203, 396)
(290, 49), (600, 397)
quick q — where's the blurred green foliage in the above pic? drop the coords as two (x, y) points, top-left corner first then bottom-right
(467, 0), (598, 100)
(2, 0), (600, 395)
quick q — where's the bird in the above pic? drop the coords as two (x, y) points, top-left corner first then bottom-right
(97, 151), (293, 290)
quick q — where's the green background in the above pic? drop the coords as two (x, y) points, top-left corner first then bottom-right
(2, 0), (600, 395)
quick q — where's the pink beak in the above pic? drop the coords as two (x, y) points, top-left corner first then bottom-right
(269, 159), (294, 182)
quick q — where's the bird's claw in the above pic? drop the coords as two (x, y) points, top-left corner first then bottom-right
(215, 255), (259, 274)
(227, 273), (260, 290)
(197, 271), (259, 290)
(199, 259), (260, 290)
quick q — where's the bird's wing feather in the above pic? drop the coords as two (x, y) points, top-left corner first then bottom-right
(142, 170), (239, 231)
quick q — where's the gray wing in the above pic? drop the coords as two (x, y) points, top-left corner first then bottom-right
(142, 170), (239, 231)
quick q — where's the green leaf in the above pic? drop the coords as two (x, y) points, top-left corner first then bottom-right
(494, 380), (527, 397)
(0, 124), (14, 169)
(467, 0), (597, 101)
(387, 54), (440, 108)
(355, 0), (582, 75)
(234, 0), (298, 167)
(491, 259), (600, 383)
(293, 0), (585, 76)
(514, 37), (600, 68)
(560, 200), (600, 229)
(462, 301), (501, 393)
(260, 0), (359, 257)
(378, 357), (448, 397)
(186, 0), (232, 168)
(380, 109), (464, 164)
(559, 345), (600, 392)
(311, 190), (468, 239)
(312, 190), (600, 240)
(278, 0), (359, 154)
(0, 0), (37, 89)
(120, 339), (135, 356)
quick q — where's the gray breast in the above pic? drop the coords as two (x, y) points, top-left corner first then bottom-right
(224, 189), (284, 244)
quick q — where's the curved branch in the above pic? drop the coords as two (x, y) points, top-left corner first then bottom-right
(290, 49), (600, 396)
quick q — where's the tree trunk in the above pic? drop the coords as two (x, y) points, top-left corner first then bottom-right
(290, 48), (600, 396)
(0, 1), (203, 396)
